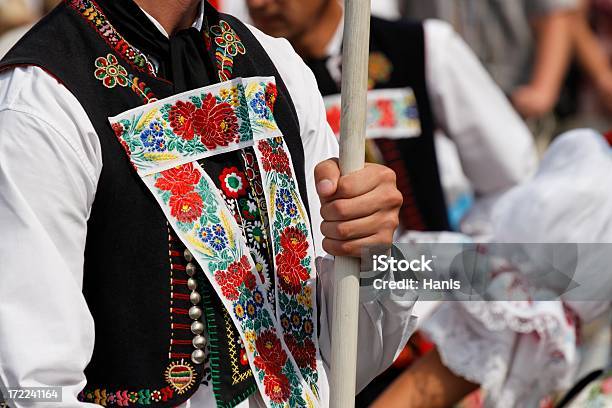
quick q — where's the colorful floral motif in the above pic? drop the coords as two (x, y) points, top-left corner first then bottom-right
(169, 101), (197, 140)
(79, 386), (175, 406)
(110, 79), (281, 175)
(194, 94), (240, 149)
(70, 0), (156, 75)
(323, 88), (421, 140)
(71, 0), (157, 103)
(150, 160), (314, 406)
(254, 136), (320, 395)
(258, 138), (292, 176)
(265, 83), (278, 113)
(208, 20), (246, 82)
(92, 53), (157, 103)
(110, 78), (321, 407)
(219, 166), (248, 198)
(95, 54), (128, 88)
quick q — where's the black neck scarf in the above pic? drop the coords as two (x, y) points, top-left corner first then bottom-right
(95, 0), (216, 92)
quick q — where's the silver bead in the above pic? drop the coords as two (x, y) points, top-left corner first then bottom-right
(191, 320), (204, 334)
(187, 278), (197, 291)
(191, 349), (206, 364)
(188, 306), (202, 320)
(190, 291), (201, 305)
(192, 335), (207, 349)
(191, 321), (205, 335)
(186, 263), (197, 277)
(184, 249), (193, 262)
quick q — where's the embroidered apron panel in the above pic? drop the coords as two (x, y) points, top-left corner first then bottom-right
(323, 88), (421, 139)
(110, 77), (322, 408)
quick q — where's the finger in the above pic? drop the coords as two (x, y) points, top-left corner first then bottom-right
(314, 158), (340, 201)
(333, 164), (396, 200)
(320, 211), (398, 241)
(320, 184), (403, 222)
(322, 232), (394, 258)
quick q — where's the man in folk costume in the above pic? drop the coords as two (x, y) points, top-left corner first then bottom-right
(0, 1), (413, 407)
(246, 0), (537, 237)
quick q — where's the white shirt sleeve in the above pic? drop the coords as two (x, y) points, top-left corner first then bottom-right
(248, 26), (417, 394)
(424, 19), (538, 196)
(0, 67), (101, 407)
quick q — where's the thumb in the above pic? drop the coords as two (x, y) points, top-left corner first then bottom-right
(314, 158), (340, 201)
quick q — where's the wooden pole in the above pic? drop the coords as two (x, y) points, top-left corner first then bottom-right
(329, 1), (371, 407)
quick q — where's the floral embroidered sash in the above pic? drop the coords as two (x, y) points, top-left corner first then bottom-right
(110, 77), (323, 408)
(323, 88), (421, 139)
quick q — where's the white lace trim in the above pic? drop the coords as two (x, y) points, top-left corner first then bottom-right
(423, 302), (578, 408)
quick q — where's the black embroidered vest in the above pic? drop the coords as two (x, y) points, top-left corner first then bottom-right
(0, 2), (310, 406)
(307, 18), (450, 231)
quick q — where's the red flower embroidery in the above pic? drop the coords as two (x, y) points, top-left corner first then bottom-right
(265, 83), (278, 112)
(112, 122), (124, 137)
(193, 94), (239, 149)
(169, 191), (204, 223)
(254, 330), (288, 373)
(169, 101), (197, 140)
(240, 348), (249, 366)
(280, 227), (309, 259)
(258, 140), (292, 176)
(263, 371), (290, 403)
(155, 164), (201, 195)
(376, 100), (395, 128)
(285, 335), (317, 369)
(276, 227), (310, 293)
(219, 167), (248, 198)
(276, 250), (309, 295)
(119, 138), (131, 157)
(326, 105), (341, 136)
(161, 387), (174, 401)
(215, 256), (256, 301)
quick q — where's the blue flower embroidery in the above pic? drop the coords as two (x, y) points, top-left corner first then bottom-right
(234, 301), (246, 321)
(253, 289), (264, 306)
(278, 188), (292, 204)
(198, 225), (228, 251)
(148, 121), (164, 137)
(250, 91), (268, 119)
(140, 121), (165, 152)
(285, 203), (298, 218)
(275, 197), (285, 213)
(245, 300), (258, 318)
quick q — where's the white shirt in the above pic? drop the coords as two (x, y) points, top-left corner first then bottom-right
(0, 9), (416, 408)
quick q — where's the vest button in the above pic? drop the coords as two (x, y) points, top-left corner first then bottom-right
(193, 335), (207, 349)
(189, 306), (202, 320)
(187, 278), (197, 291)
(192, 349), (206, 365)
(184, 249), (193, 262)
